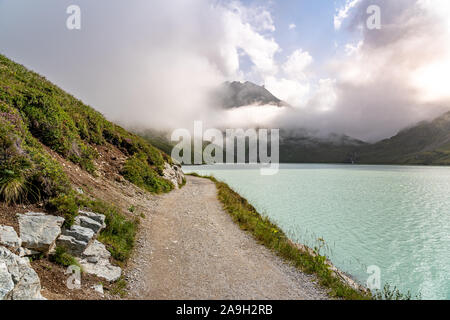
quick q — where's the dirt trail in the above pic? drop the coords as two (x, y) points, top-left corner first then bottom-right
(126, 176), (329, 300)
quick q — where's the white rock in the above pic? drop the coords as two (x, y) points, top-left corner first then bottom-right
(78, 211), (106, 227)
(63, 225), (95, 244)
(17, 213), (65, 253)
(0, 261), (14, 299)
(75, 216), (103, 234)
(91, 284), (104, 295)
(82, 240), (111, 260)
(0, 246), (44, 300)
(162, 163), (185, 189)
(0, 225), (21, 250)
(80, 240), (121, 282)
(56, 235), (88, 256)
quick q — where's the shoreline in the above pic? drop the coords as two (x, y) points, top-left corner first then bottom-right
(126, 175), (330, 300)
(187, 173), (371, 300)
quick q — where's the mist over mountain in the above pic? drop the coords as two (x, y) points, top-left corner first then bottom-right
(213, 81), (289, 109)
(355, 111), (450, 165)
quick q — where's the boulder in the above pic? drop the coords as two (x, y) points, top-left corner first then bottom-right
(0, 246), (44, 300)
(79, 240), (121, 282)
(162, 163), (185, 189)
(56, 235), (88, 256)
(63, 225), (95, 244)
(17, 213), (65, 253)
(0, 261), (14, 299)
(75, 216), (104, 234)
(0, 225), (21, 251)
(91, 284), (104, 295)
(78, 211), (106, 227)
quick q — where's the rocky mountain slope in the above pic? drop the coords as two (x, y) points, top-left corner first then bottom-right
(0, 54), (184, 300)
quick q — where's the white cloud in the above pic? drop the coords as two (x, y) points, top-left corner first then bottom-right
(289, 23), (296, 30)
(2, 0), (449, 141)
(334, 0), (362, 30)
(265, 76), (311, 107)
(283, 49), (313, 81)
(220, 2), (280, 79)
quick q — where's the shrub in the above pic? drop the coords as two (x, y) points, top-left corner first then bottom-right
(121, 153), (173, 194)
(51, 246), (81, 269)
(48, 193), (79, 227)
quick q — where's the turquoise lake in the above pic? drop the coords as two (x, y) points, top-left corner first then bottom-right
(183, 164), (450, 300)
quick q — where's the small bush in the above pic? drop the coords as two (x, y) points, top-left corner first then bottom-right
(51, 246), (81, 269)
(121, 153), (173, 194)
(48, 193), (79, 227)
(110, 277), (128, 297)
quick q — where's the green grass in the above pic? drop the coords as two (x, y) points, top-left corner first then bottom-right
(190, 173), (370, 300)
(110, 277), (128, 297)
(51, 246), (82, 269)
(48, 192), (80, 227)
(88, 200), (138, 264)
(122, 152), (173, 194)
(47, 192), (138, 264)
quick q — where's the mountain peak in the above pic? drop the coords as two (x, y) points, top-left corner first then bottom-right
(215, 81), (289, 109)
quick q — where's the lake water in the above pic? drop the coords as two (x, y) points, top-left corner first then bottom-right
(183, 164), (450, 300)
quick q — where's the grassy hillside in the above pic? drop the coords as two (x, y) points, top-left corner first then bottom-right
(0, 54), (174, 207)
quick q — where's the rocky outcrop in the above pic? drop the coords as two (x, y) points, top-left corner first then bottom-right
(56, 211), (120, 282)
(163, 163), (185, 189)
(0, 226), (21, 251)
(0, 246), (44, 300)
(17, 212), (65, 253)
(0, 209), (121, 300)
(56, 235), (89, 256)
(79, 240), (121, 282)
(56, 212), (102, 256)
(78, 211), (106, 227)
(75, 216), (103, 234)
(63, 225), (95, 244)
(56, 211), (106, 257)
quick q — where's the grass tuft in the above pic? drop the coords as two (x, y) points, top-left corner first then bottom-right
(51, 246), (81, 269)
(88, 200), (138, 263)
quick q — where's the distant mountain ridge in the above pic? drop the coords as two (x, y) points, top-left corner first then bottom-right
(355, 111), (450, 165)
(139, 111), (450, 166)
(215, 81), (289, 109)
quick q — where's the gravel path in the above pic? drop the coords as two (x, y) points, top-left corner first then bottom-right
(126, 176), (329, 300)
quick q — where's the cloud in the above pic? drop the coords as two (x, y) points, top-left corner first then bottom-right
(283, 49), (313, 81)
(0, 0), (282, 131)
(334, 0), (362, 30)
(289, 23), (296, 30)
(1, 0), (449, 141)
(263, 0), (450, 141)
(262, 49), (313, 107)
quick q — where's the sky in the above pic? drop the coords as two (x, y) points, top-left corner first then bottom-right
(0, 0), (450, 141)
